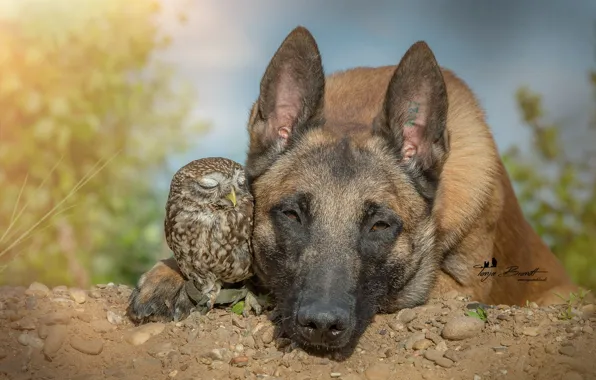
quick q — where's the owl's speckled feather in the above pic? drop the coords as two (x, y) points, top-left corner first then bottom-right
(165, 157), (255, 312)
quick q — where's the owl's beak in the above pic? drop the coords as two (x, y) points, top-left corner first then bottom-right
(225, 187), (237, 207)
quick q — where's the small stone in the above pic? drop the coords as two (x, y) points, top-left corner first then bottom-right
(500, 339), (514, 346)
(90, 320), (116, 333)
(441, 316), (484, 340)
(443, 349), (460, 362)
(581, 304), (595, 319)
(25, 282), (50, 298)
(43, 311), (71, 326)
(528, 302), (539, 309)
(404, 332), (426, 350)
(69, 288), (87, 304)
(70, 337), (103, 355)
(398, 309), (417, 324)
(522, 326), (540, 337)
(435, 341), (448, 352)
(582, 325), (593, 334)
(331, 373), (342, 378)
(260, 326), (275, 344)
(10, 317), (36, 330)
(425, 331), (442, 344)
(76, 312), (92, 323)
(388, 321), (405, 331)
(89, 290), (102, 299)
(18, 332), (44, 349)
(492, 346), (508, 353)
(473, 375), (481, 380)
(231, 356), (249, 367)
(43, 325), (67, 358)
(413, 339), (433, 350)
(0, 348), (6, 359)
(38, 324), (48, 339)
(559, 345), (576, 357)
(424, 349), (444, 362)
(545, 344), (557, 354)
(25, 296), (37, 310)
(203, 348), (224, 361)
(106, 310), (123, 325)
(231, 315), (246, 329)
(168, 370), (178, 378)
(434, 357), (454, 368)
(234, 344), (244, 353)
(124, 323), (165, 346)
(364, 363), (391, 380)
(496, 314), (510, 321)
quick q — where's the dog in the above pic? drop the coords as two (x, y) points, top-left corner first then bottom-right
(128, 26), (579, 354)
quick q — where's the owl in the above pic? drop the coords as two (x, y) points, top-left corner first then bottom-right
(165, 157), (262, 316)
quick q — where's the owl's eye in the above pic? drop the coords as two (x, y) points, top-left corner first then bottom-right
(198, 177), (219, 189)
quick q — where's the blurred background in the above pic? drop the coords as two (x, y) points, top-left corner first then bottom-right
(0, 0), (595, 291)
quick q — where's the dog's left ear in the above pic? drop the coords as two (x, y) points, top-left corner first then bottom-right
(245, 26), (325, 185)
(375, 41), (449, 174)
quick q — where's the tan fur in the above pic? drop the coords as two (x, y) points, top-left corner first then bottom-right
(315, 65), (576, 306)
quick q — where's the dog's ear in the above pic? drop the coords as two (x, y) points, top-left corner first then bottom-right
(375, 41), (449, 176)
(246, 26), (325, 183)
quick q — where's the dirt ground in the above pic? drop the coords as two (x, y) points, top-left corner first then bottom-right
(0, 282), (595, 380)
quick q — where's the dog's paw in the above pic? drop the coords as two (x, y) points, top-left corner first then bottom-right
(127, 257), (195, 324)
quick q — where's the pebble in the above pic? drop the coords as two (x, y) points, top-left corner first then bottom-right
(474, 375), (481, 380)
(413, 339), (433, 350)
(388, 321), (405, 331)
(330, 373), (342, 378)
(70, 337), (104, 355)
(404, 332), (426, 350)
(231, 356), (249, 367)
(522, 326), (540, 337)
(559, 345), (576, 357)
(25, 282), (50, 298)
(69, 288), (87, 304)
(581, 304), (595, 319)
(90, 320), (116, 333)
(441, 316), (484, 340)
(124, 323), (165, 346)
(107, 310), (123, 325)
(435, 341), (448, 352)
(443, 349), (460, 362)
(500, 339), (514, 346)
(260, 326), (275, 344)
(425, 331), (442, 344)
(434, 357), (454, 368)
(424, 349), (444, 362)
(364, 363), (391, 380)
(397, 308), (417, 324)
(492, 346), (508, 353)
(582, 325), (593, 334)
(43, 311), (71, 326)
(18, 332), (44, 349)
(10, 317), (36, 330)
(43, 325), (67, 358)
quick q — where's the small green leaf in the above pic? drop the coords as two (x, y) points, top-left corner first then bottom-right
(231, 301), (245, 315)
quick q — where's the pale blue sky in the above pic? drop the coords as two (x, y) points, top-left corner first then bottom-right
(157, 0), (596, 171)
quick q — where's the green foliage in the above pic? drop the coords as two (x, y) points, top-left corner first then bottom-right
(554, 289), (591, 320)
(466, 306), (488, 322)
(0, 0), (207, 287)
(503, 78), (596, 291)
(231, 301), (245, 316)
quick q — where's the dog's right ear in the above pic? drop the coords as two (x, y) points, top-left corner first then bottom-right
(246, 26), (325, 183)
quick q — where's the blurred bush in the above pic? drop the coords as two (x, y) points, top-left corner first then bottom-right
(0, 0), (207, 287)
(503, 73), (596, 291)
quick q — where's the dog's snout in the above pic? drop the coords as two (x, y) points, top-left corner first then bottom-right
(296, 301), (351, 345)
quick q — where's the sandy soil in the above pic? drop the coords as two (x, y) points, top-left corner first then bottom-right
(0, 282), (595, 380)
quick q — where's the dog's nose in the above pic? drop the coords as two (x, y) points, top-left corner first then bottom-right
(296, 301), (351, 345)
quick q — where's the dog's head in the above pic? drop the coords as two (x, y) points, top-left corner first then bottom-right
(245, 27), (449, 353)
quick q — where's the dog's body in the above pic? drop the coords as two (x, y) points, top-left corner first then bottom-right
(128, 27), (577, 353)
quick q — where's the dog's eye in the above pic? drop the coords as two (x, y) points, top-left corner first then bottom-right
(283, 210), (301, 223)
(370, 221), (390, 232)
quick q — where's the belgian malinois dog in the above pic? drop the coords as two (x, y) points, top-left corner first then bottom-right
(128, 26), (579, 353)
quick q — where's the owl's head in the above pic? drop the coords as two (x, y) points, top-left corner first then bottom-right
(170, 157), (250, 209)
